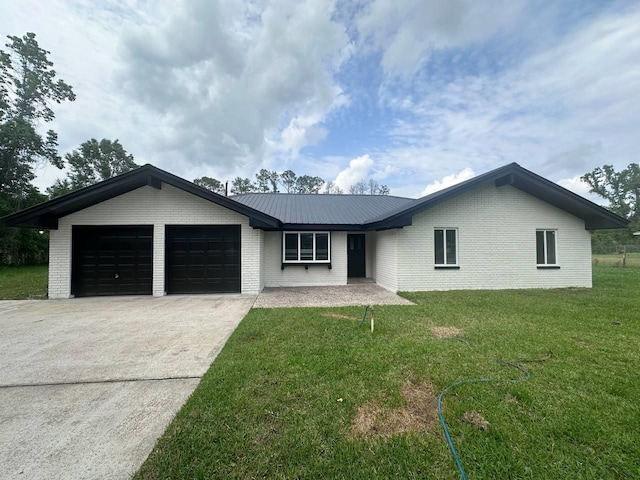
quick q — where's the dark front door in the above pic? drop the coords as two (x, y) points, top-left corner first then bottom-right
(347, 234), (366, 278)
(71, 226), (153, 297)
(165, 225), (241, 294)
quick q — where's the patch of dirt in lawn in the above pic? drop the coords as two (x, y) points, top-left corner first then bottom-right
(505, 393), (520, 406)
(351, 381), (437, 438)
(463, 411), (490, 431)
(431, 326), (463, 339)
(322, 312), (357, 321)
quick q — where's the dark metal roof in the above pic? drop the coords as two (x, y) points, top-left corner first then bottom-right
(2, 162), (628, 231)
(2, 164), (281, 229)
(231, 193), (413, 226)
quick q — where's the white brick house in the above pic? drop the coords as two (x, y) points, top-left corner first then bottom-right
(4, 163), (627, 298)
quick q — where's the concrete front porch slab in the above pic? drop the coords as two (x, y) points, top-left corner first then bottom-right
(254, 284), (414, 308)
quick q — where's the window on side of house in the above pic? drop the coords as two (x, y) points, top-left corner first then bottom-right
(536, 229), (558, 266)
(434, 228), (458, 266)
(282, 232), (331, 263)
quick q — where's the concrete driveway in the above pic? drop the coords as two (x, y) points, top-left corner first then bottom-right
(0, 295), (255, 480)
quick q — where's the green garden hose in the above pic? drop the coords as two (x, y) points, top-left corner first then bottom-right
(437, 352), (552, 479)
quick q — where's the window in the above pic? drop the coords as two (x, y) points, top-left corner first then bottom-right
(434, 228), (458, 266)
(283, 232), (331, 263)
(536, 230), (558, 266)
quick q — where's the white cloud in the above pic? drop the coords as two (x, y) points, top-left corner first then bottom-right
(556, 176), (603, 205)
(356, 0), (524, 76)
(116, 0), (351, 173)
(333, 154), (375, 192)
(377, 3), (640, 193)
(421, 167), (475, 196)
(2, 0), (352, 190)
(2, 0), (638, 201)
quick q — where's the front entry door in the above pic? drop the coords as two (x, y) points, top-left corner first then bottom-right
(347, 234), (366, 278)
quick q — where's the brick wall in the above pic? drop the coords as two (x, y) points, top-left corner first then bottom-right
(49, 184), (261, 298)
(373, 229), (398, 291)
(262, 231), (348, 287)
(395, 184), (592, 291)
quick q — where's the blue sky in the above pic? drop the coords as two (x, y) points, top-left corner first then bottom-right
(2, 0), (639, 199)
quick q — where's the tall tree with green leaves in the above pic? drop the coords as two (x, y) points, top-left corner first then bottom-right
(47, 139), (137, 198)
(255, 169), (279, 193)
(230, 177), (255, 194)
(295, 175), (324, 194)
(194, 176), (226, 195)
(280, 170), (297, 193)
(0, 33), (75, 201)
(582, 163), (640, 232)
(0, 32), (75, 264)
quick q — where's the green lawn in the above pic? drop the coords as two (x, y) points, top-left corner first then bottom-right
(135, 267), (640, 480)
(593, 252), (640, 268)
(0, 265), (47, 299)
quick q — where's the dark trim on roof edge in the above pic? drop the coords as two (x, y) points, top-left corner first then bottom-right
(3, 162), (628, 231)
(363, 163), (628, 230)
(2, 164), (281, 229)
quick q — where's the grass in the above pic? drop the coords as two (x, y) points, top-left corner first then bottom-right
(593, 252), (640, 268)
(135, 267), (640, 480)
(0, 265), (48, 299)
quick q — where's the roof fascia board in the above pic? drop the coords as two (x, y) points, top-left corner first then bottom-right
(365, 163), (628, 230)
(3, 165), (281, 229)
(280, 224), (368, 231)
(508, 166), (628, 229)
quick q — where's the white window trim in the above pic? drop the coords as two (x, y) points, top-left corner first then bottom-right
(536, 229), (559, 266)
(434, 227), (459, 267)
(282, 231), (331, 263)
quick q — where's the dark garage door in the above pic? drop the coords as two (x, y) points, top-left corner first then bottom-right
(72, 226), (153, 297)
(165, 225), (241, 294)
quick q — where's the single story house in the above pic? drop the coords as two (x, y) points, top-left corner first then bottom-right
(3, 163), (627, 298)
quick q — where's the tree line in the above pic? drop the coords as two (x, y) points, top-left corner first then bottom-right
(194, 169), (390, 195)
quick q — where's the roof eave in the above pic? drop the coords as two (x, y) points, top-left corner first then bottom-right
(364, 163), (629, 230)
(2, 165), (281, 229)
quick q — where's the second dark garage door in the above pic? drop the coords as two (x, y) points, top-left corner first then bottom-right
(165, 225), (241, 294)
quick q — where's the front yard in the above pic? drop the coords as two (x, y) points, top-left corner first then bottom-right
(0, 265), (47, 299)
(135, 267), (640, 479)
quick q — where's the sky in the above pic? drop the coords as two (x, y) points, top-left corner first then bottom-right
(1, 0), (639, 200)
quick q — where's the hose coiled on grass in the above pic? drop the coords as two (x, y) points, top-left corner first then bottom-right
(437, 353), (552, 480)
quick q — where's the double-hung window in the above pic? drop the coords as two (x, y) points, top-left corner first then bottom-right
(283, 232), (330, 263)
(434, 228), (458, 267)
(536, 230), (558, 266)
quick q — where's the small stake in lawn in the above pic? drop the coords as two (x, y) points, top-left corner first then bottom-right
(357, 305), (374, 332)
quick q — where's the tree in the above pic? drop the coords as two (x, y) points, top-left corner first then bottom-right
(0, 185), (48, 264)
(0, 33), (75, 200)
(230, 177), (255, 194)
(47, 139), (137, 197)
(0, 32), (75, 265)
(324, 181), (343, 194)
(194, 176), (226, 195)
(255, 169), (279, 193)
(368, 179), (390, 195)
(349, 179), (390, 195)
(280, 170), (297, 193)
(295, 175), (324, 194)
(582, 163), (640, 231)
(378, 184), (390, 195)
(349, 180), (367, 195)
